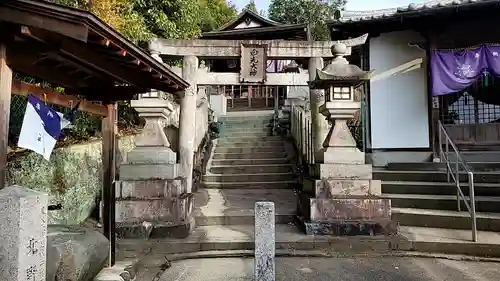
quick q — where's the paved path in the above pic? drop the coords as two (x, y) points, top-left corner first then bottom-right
(144, 257), (500, 281)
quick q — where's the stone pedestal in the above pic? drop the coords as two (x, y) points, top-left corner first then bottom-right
(298, 45), (395, 235)
(0, 185), (48, 281)
(115, 97), (194, 239)
(298, 111), (396, 235)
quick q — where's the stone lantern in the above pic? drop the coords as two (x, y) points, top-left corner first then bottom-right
(308, 43), (372, 164)
(297, 43), (396, 236)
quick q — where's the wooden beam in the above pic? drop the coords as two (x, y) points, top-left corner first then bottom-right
(101, 102), (117, 267)
(0, 6), (89, 42)
(11, 80), (108, 116)
(6, 45), (91, 89)
(0, 44), (12, 190)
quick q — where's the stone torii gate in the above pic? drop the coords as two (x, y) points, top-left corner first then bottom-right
(148, 34), (368, 165)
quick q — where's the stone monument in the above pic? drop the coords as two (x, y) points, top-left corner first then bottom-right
(0, 185), (48, 281)
(254, 202), (275, 281)
(297, 43), (397, 235)
(115, 92), (194, 238)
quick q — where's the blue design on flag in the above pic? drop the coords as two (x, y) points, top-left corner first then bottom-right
(17, 94), (72, 161)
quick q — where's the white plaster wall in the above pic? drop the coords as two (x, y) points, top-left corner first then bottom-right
(369, 31), (430, 149)
(234, 20), (262, 29)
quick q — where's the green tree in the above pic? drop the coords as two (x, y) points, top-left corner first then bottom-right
(245, 0), (257, 12)
(199, 0), (238, 32)
(268, 0), (347, 40)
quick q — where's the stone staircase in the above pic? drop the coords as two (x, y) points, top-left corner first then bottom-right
(195, 113), (298, 227)
(376, 161), (500, 233)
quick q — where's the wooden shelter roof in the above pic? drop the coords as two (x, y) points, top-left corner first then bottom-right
(0, 0), (189, 101)
(201, 9), (308, 40)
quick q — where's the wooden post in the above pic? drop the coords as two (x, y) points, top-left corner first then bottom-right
(101, 102), (117, 266)
(0, 44), (12, 190)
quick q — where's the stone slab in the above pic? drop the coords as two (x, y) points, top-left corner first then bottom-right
(303, 178), (381, 198)
(120, 163), (178, 180)
(303, 197), (391, 222)
(254, 202), (275, 281)
(312, 163), (372, 180)
(323, 147), (365, 165)
(115, 193), (194, 223)
(118, 178), (186, 199)
(116, 218), (195, 239)
(125, 147), (177, 165)
(0, 185), (48, 281)
(298, 217), (398, 236)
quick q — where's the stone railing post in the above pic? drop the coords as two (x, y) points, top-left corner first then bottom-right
(308, 57), (329, 163)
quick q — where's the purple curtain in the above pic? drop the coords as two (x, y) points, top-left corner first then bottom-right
(431, 45), (500, 96)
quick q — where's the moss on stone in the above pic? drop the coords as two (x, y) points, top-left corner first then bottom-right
(7, 136), (136, 225)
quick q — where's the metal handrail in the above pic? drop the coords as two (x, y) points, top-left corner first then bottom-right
(437, 120), (477, 242)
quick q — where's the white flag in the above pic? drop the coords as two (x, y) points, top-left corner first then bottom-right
(17, 94), (71, 161)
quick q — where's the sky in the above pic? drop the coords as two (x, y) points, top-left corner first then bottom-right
(232, 0), (429, 13)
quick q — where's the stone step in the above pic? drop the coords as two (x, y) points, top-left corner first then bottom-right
(202, 181), (297, 189)
(374, 170), (500, 183)
(214, 146), (284, 154)
(382, 181), (500, 197)
(211, 158), (290, 166)
(212, 152), (287, 159)
(203, 173), (294, 183)
(220, 121), (272, 127)
(194, 188), (296, 226)
(117, 224), (500, 259)
(219, 132), (273, 138)
(382, 193), (500, 213)
(117, 224), (396, 256)
(387, 162), (500, 172)
(216, 140), (285, 147)
(221, 127), (271, 133)
(195, 215), (295, 226)
(392, 207), (500, 232)
(218, 135), (283, 142)
(210, 164), (292, 174)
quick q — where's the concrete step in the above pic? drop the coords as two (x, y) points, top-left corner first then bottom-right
(392, 207), (500, 232)
(203, 173), (294, 183)
(447, 151), (500, 163)
(382, 181), (500, 197)
(211, 158), (290, 166)
(202, 181), (297, 189)
(383, 193), (500, 213)
(212, 152), (287, 159)
(214, 146), (284, 154)
(374, 170), (500, 183)
(217, 135), (283, 142)
(210, 164), (292, 174)
(387, 162), (500, 172)
(194, 188), (296, 226)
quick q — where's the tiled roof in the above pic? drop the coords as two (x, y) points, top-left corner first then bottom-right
(332, 0), (493, 23)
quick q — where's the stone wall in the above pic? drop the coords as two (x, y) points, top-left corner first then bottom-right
(7, 136), (135, 225)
